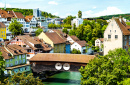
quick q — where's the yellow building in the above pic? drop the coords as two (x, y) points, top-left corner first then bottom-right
(0, 22), (6, 39)
(38, 32), (66, 53)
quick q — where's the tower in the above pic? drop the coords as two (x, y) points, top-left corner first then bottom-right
(4, 0), (6, 10)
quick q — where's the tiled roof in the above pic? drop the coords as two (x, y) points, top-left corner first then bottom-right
(6, 64), (30, 70)
(53, 30), (68, 41)
(0, 44), (27, 59)
(76, 40), (87, 47)
(0, 10), (13, 18)
(99, 38), (104, 42)
(115, 18), (130, 35)
(45, 32), (66, 44)
(14, 12), (25, 19)
(25, 16), (33, 22)
(70, 35), (80, 41)
(0, 22), (6, 28)
(29, 53), (96, 63)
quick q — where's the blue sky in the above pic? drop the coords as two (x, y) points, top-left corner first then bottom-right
(0, 0), (130, 18)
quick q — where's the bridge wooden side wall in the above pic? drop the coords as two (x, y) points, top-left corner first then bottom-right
(30, 61), (87, 73)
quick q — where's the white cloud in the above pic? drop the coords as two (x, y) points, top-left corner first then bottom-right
(82, 7), (123, 18)
(0, 2), (11, 8)
(93, 6), (97, 9)
(94, 7), (123, 17)
(48, 1), (58, 5)
(53, 12), (59, 15)
(83, 10), (93, 18)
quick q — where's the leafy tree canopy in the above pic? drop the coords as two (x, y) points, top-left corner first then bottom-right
(0, 51), (5, 83)
(3, 72), (44, 85)
(8, 18), (23, 36)
(79, 48), (130, 85)
(71, 49), (81, 54)
(35, 28), (43, 36)
(78, 10), (82, 18)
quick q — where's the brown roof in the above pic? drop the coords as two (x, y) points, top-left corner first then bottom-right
(53, 30), (68, 41)
(99, 38), (104, 42)
(76, 40), (87, 47)
(14, 12), (25, 19)
(70, 35), (80, 41)
(115, 18), (130, 35)
(8, 35), (41, 50)
(6, 64), (30, 70)
(29, 53), (96, 63)
(0, 10), (13, 18)
(25, 16), (33, 22)
(0, 10), (24, 19)
(0, 44), (27, 59)
(0, 22), (6, 28)
(45, 32), (66, 44)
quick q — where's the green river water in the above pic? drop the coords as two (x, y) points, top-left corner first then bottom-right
(43, 72), (81, 85)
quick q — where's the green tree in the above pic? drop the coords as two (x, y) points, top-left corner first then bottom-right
(78, 10), (82, 18)
(4, 72), (44, 85)
(62, 28), (68, 34)
(35, 28), (43, 36)
(0, 51), (5, 83)
(8, 18), (23, 36)
(71, 49), (81, 54)
(79, 48), (130, 85)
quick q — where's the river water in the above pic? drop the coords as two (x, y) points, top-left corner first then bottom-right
(43, 72), (81, 85)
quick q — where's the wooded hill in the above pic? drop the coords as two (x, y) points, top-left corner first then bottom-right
(89, 13), (130, 20)
(0, 8), (59, 18)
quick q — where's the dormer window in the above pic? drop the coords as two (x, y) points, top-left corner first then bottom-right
(14, 50), (17, 54)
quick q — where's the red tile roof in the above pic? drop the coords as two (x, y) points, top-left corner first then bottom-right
(115, 18), (130, 35)
(25, 16), (33, 22)
(29, 53), (96, 63)
(45, 32), (66, 44)
(0, 22), (6, 28)
(70, 35), (80, 41)
(98, 38), (104, 42)
(0, 44), (27, 59)
(76, 40), (87, 47)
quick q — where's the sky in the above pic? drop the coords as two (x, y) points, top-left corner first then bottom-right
(0, 0), (130, 18)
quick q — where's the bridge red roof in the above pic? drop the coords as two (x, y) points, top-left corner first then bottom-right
(29, 53), (96, 63)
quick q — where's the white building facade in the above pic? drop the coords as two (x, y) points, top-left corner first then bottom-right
(71, 18), (83, 27)
(104, 17), (130, 55)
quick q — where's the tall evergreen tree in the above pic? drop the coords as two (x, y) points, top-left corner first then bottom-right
(78, 10), (82, 18)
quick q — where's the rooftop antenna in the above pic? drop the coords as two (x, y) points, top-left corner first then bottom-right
(4, 0), (6, 10)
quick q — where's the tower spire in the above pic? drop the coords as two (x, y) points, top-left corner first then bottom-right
(4, 0), (6, 10)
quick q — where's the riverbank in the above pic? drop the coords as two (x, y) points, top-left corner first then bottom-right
(43, 72), (81, 85)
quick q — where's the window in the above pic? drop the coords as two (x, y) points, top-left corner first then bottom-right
(125, 41), (127, 45)
(19, 60), (22, 64)
(15, 56), (17, 59)
(17, 39), (19, 41)
(6, 59), (9, 62)
(129, 41), (130, 45)
(115, 35), (118, 39)
(115, 30), (116, 32)
(10, 63), (13, 66)
(6, 64), (9, 67)
(15, 61), (18, 65)
(10, 59), (12, 61)
(19, 56), (21, 59)
(108, 35), (111, 39)
(22, 55), (25, 58)
(110, 30), (111, 32)
(125, 36), (127, 40)
(129, 36), (130, 39)
(23, 59), (25, 63)
(27, 54), (30, 57)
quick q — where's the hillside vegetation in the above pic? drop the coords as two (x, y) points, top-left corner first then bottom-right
(0, 8), (59, 18)
(89, 13), (130, 20)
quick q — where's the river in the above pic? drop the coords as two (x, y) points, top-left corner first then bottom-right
(43, 72), (81, 85)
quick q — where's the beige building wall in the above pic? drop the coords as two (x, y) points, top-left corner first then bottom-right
(38, 32), (54, 47)
(104, 18), (123, 55)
